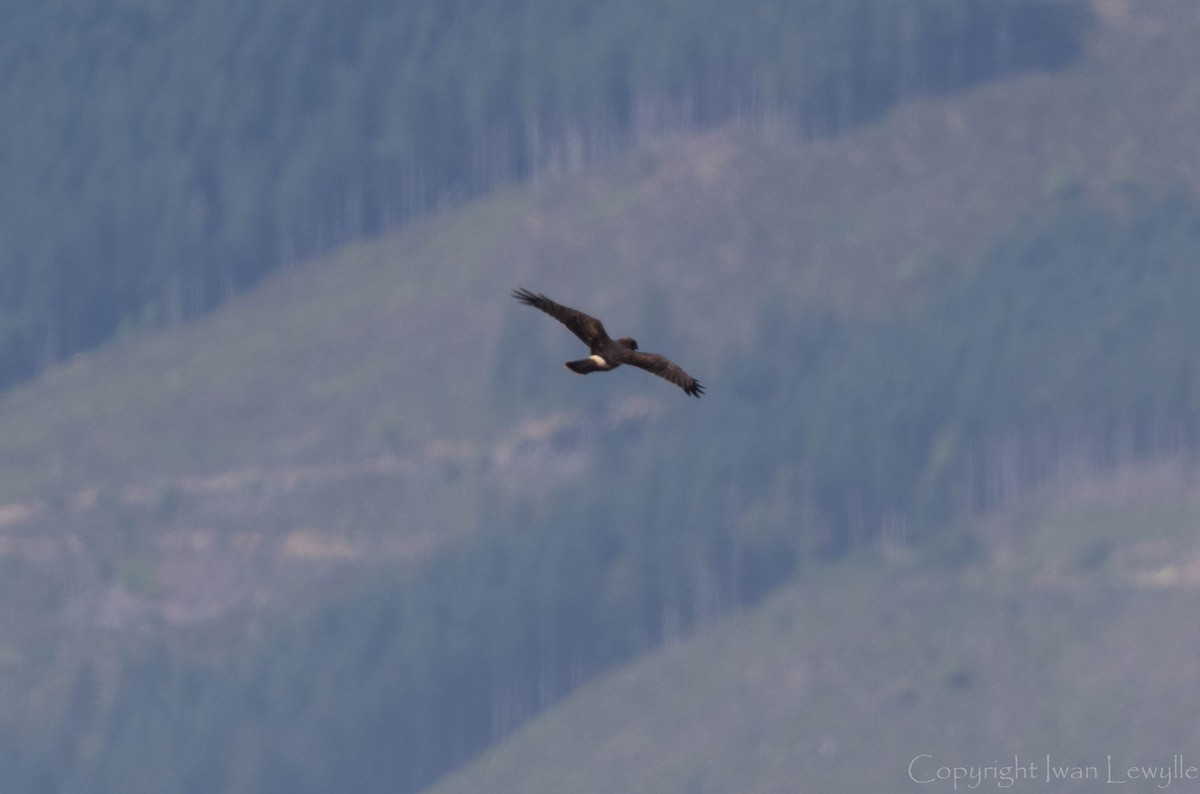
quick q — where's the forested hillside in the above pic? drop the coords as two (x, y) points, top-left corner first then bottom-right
(0, 0), (1086, 387)
(432, 461), (1200, 794)
(40, 187), (1200, 794)
(4, 0), (1200, 792)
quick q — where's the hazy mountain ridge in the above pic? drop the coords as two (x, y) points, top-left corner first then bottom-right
(1, 1), (1200, 790)
(0, 0), (1085, 389)
(432, 461), (1200, 794)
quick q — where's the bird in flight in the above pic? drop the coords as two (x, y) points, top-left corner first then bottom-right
(512, 287), (704, 398)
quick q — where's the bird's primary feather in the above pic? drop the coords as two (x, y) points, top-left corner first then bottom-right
(512, 288), (609, 349)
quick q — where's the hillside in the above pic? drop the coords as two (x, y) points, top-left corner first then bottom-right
(1, 1), (1199, 791)
(2, 0), (1196, 632)
(0, 0), (1085, 388)
(431, 461), (1200, 794)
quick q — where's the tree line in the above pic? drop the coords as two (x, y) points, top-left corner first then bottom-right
(10, 184), (1200, 794)
(0, 0), (1089, 389)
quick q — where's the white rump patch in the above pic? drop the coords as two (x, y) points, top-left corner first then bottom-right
(589, 354), (607, 366)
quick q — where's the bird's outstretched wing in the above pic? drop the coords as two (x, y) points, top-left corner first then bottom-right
(621, 350), (705, 398)
(512, 288), (609, 348)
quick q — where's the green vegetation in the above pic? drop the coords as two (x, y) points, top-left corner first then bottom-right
(8, 184), (1200, 793)
(0, 0), (1087, 388)
(431, 490), (1200, 794)
(5, 2), (1200, 790)
(799, 190), (1200, 536)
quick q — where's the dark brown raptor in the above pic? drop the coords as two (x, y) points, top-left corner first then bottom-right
(512, 288), (704, 398)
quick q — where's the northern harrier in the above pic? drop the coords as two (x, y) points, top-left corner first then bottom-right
(512, 288), (704, 398)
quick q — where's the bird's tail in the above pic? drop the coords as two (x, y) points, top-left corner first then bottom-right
(565, 358), (602, 374)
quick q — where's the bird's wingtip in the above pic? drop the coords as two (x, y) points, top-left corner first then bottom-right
(512, 287), (539, 305)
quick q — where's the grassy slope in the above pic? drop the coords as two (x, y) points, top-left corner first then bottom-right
(0, 0), (1196, 772)
(431, 461), (1200, 794)
(427, 4), (1200, 791)
(2, 0), (1196, 508)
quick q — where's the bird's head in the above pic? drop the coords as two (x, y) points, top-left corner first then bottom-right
(618, 337), (638, 351)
